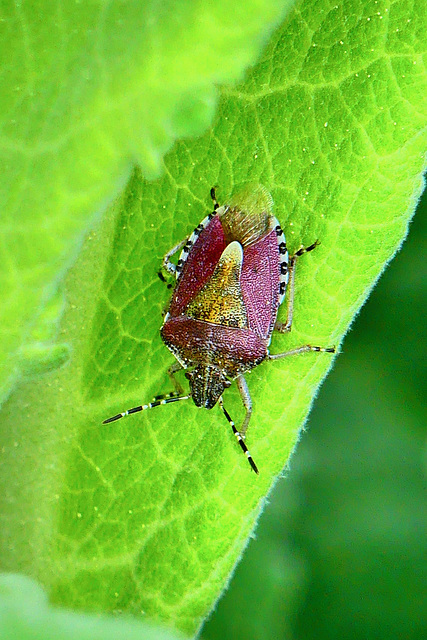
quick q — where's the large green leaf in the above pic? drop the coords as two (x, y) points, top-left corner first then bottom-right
(0, 0), (287, 402)
(0, 0), (426, 638)
(0, 574), (185, 640)
(201, 193), (427, 640)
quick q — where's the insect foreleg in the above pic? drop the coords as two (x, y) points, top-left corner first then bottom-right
(152, 362), (185, 400)
(168, 361), (185, 395)
(161, 237), (189, 276)
(236, 375), (252, 439)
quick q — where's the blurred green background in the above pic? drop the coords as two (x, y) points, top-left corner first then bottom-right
(202, 186), (426, 640)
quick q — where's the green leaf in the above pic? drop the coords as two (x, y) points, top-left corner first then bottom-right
(0, 0), (288, 403)
(0, 573), (185, 640)
(1, 0), (426, 638)
(202, 195), (427, 640)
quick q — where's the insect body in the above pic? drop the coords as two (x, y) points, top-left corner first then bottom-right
(104, 185), (335, 473)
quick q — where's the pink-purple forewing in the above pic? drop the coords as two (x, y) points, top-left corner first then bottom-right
(169, 215), (226, 317)
(240, 227), (281, 341)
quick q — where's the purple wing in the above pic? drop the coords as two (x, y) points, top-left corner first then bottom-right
(169, 214), (226, 317)
(240, 227), (281, 341)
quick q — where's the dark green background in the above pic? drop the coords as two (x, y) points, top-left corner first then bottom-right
(202, 186), (426, 640)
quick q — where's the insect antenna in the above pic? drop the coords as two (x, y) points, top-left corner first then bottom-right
(103, 394), (191, 424)
(218, 398), (259, 474)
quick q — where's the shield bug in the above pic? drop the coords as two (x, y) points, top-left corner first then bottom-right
(103, 185), (335, 473)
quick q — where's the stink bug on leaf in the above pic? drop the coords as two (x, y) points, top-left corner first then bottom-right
(103, 185), (335, 474)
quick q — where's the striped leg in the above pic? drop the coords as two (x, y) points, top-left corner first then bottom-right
(269, 345), (335, 361)
(275, 240), (320, 333)
(161, 237), (188, 277)
(103, 394), (190, 424)
(218, 397), (259, 475)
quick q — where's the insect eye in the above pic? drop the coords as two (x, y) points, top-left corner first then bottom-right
(224, 380), (232, 388)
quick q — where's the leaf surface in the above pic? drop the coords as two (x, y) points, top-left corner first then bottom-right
(0, 0), (426, 636)
(0, 0), (287, 401)
(0, 574), (185, 640)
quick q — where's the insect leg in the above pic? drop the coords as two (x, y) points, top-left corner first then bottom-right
(274, 240), (320, 333)
(103, 393), (191, 424)
(152, 362), (185, 401)
(167, 361), (185, 394)
(161, 237), (188, 276)
(236, 375), (252, 439)
(161, 190), (219, 281)
(269, 344), (335, 361)
(157, 270), (174, 290)
(218, 397), (259, 474)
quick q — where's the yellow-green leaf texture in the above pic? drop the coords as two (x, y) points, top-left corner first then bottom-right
(0, 0), (288, 402)
(0, 0), (425, 638)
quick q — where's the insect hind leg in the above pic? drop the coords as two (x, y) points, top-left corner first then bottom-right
(269, 344), (335, 361)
